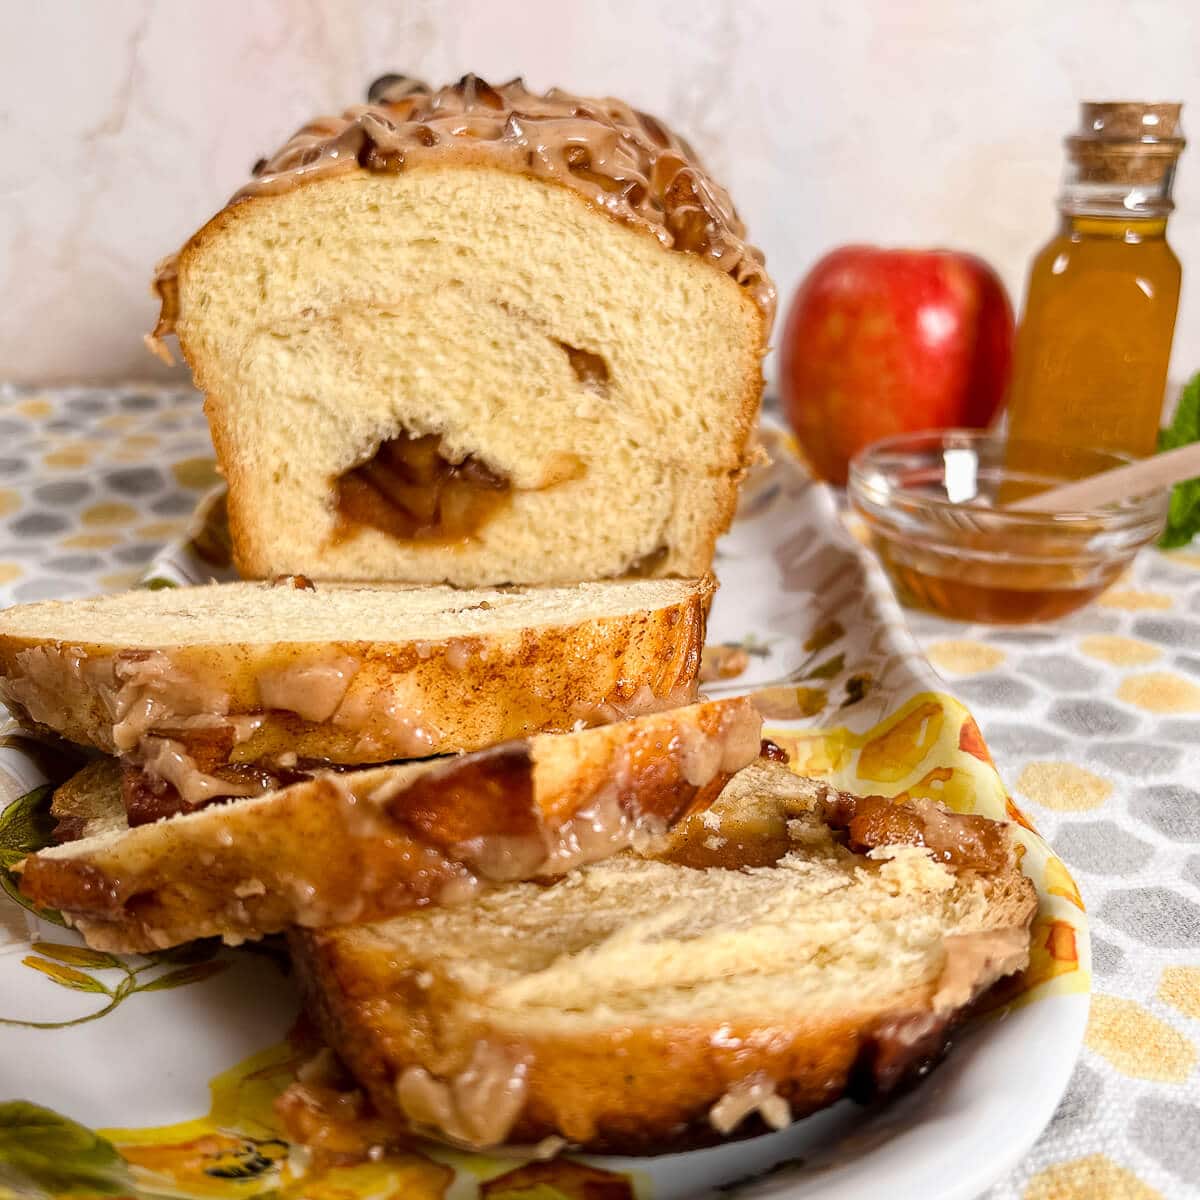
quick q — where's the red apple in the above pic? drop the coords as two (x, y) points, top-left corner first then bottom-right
(778, 246), (1014, 484)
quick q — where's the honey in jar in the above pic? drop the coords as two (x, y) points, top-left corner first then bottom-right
(1006, 102), (1185, 466)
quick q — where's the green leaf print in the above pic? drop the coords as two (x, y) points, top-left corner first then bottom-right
(0, 1102), (132, 1196)
(138, 960), (228, 992)
(4, 939), (229, 1030)
(0, 786), (65, 927)
(0, 786), (56, 867)
(21, 957), (110, 994)
(30, 942), (123, 971)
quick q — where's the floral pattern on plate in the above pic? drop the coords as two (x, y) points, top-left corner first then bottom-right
(0, 412), (1088, 1200)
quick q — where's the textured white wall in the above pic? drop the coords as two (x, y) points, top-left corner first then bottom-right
(1, 0), (1197, 388)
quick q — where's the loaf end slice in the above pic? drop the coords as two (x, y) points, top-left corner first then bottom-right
(0, 577), (710, 766)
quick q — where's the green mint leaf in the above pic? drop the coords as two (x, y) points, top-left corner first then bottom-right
(1158, 372), (1200, 548)
(1158, 371), (1200, 451)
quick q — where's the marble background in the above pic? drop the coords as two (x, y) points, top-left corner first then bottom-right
(1, 0), (1197, 388)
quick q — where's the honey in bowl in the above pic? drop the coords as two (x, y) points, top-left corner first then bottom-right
(870, 534), (1119, 624)
(849, 431), (1167, 625)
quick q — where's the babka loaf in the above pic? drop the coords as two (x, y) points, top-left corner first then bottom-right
(150, 75), (773, 585)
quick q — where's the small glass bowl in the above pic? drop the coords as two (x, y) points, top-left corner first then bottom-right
(848, 430), (1168, 624)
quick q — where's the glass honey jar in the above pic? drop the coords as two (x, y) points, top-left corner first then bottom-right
(1006, 102), (1185, 466)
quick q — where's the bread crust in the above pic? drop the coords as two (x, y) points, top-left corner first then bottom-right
(0, 580), (711, 762)
(17, 698), (761, 953)
(289, 780), (1038, 1153)
(167, 163), (766, 585)
(293, 953), (943, 1152)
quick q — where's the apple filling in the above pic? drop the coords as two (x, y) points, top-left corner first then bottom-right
(557, 340), (610, 393)
(627, 545), (669, 576)
(335, 432), (512, 542)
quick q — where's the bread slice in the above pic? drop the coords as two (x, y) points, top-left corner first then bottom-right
(0, 578), (710, 780)
(17, 698), (761, 953)
(290, 761), (1037, 1153)
(150, 75), (772, 586)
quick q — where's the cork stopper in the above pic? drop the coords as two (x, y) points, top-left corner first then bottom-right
(1080, 101), (1181, 141)
(1067, 101), (1185, 185)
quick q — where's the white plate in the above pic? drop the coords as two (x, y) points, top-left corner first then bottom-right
(0, 429), (1089, 1200)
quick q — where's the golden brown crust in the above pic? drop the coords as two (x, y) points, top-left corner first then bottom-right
(295, 907), (1036, 1152)
(289, 791), (1037, 1153)
(293, 900), (1037, 1152)
(17, 698), (761, 953)
(292, 928), (914, 1152)
(0, 584), (710, 763)
(293, 934), (861, 1151)
(698, 357), (764, 564)
(151, 74), (775, 340)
